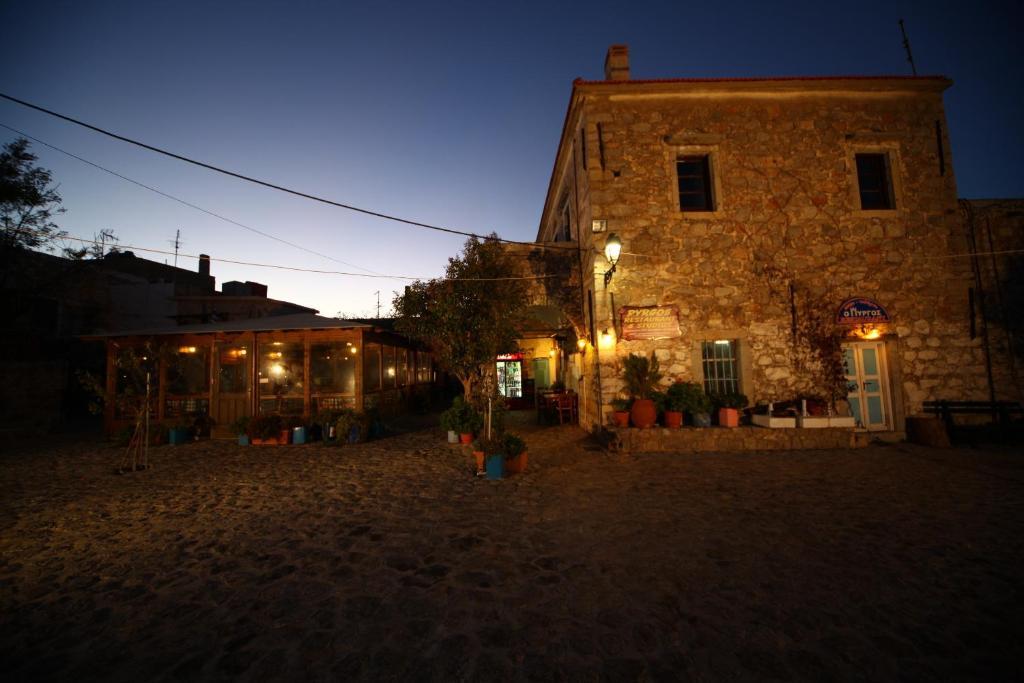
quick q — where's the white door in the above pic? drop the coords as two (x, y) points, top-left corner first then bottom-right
(842, 342), (891, 431)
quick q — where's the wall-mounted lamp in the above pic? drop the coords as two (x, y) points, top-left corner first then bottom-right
(603, 233), (622, 287)
(859, 324), (882, 340)
(599, 328), (615, 349)
(576, 337), (587, 352)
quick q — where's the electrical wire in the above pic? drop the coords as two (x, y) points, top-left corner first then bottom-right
(0, 92), (574, 251)
(0, 122), (383, 275)
(49, 233), (562, 282)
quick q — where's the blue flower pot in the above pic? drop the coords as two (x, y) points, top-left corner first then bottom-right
(238, 434), (250, 446)
(292, 427), (306, 445)
(348, 425), (360, 444)
(168, 427), (190, 445)
(485, 454), (505, 480)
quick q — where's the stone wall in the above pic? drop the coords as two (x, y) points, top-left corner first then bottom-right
(610, 424), (869, 453)
(538, 76), (1010, 433)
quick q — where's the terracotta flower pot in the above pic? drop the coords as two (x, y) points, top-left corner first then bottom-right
(718, 408), (740, 428)
(630, 399), (657, 429)
(473, 450), (485, 472)
(506, 451), (528, 474)
(279, 429), (291, 444)
(459, 433), (474, 445)
(613, 411), (630, 428)
(664, 410), (683, 429)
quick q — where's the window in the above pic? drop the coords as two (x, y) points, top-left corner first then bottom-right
(677, 155), (714, 211)
(554, 198), (572, 242)
(855, 153), (894, 210)
(363, 343), (381, 392)
(701, 340), (740, 395)
(310, 342), (356, 395)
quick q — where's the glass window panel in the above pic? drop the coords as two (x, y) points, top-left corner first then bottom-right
(397, 350), (409, 387)
(310, 342), (356, 395)
(867, 396), (884, 424)
(861, 348), (878, 376)
(855, 153), (893, 210)
(258, 342), (304, 397)
(364, 343), (381, 392)
(701, 340), (739, 395)
(383, 346), (397, 388)
(217, 342), (250, 393)
(166, 345), (209, 395)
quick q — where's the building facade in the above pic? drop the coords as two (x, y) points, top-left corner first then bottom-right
(537, 46), (1022, 435)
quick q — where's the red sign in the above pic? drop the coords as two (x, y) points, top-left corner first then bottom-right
(496, 353), (523, 361)
(619, 306), (681, 340)
(836, 297), (891, 325)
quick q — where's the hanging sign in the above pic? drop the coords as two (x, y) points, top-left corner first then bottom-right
(496, 353), (523, 361)
(835, 297), (891, 325)
(619, 305), (681, 340)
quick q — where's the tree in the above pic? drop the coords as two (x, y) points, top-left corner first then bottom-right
(1, 137), (66, 252)
(393, 234), (528, 400)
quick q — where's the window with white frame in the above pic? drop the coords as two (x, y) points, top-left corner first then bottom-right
(701, 339), (740, 395)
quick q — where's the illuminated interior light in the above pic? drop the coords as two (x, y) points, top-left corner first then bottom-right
(178, 346), (197, 354)
(270, 363), (284, 376)
(714, 340), (731, 345)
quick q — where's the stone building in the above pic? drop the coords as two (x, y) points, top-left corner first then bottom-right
(536, 45), (1022, 436)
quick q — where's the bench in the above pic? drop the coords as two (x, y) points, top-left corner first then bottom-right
(922, 400), (1024, 431)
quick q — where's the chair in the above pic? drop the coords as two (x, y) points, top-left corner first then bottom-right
(555, 392), (578, 424)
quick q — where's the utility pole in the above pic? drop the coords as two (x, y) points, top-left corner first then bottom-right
(170, 229), (182, 267)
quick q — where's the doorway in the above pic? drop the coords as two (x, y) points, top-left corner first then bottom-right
(532, 358), (551, 390)
(842, 341), (892, 431)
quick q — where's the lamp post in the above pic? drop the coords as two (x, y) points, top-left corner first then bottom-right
(603, 233), (622, 287)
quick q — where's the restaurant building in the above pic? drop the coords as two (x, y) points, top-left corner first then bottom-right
(93, 313), (434, 436)
(537, 45), (1022, 435)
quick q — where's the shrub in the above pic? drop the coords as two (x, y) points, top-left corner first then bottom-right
(622, 353), (663, 399)
(248, 414), (283, 440)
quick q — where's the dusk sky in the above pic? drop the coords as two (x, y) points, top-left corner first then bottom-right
(2, 0), (1021, 319)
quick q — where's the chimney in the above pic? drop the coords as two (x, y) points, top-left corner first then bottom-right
(604, 45), (630, 81)
(198, 253), (211, 277)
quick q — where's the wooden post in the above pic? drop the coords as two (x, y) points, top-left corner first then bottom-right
(355, 331), (364, 412)
(303, 335), (312, 418)
(104, 342), (117, 434)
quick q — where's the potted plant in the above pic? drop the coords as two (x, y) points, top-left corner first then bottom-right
(248, 413), (284, 445)
(714, 392), (749, 428)
(232, 415), (251, 446)
(474, 435), (506, 480)
(622, 352), (663, 429)
(550, 380), (566, 393)
(316, 409), (342, 443)
(439, 404), (460, 444)
(503, 432), (528, 474)
(610, 397), (632, 428)
(663, 382), (690, 429)
(470, 437), (486, 474)
(689, 390), (714, 427)
(334, 409), (362, 444)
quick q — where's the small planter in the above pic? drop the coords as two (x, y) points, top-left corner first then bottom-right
(613, 411), (630, 428)
(237, 434), (250, 446)
(663, 411), (683, 429)
(459, 433), (474, 445)
(279, 429), (291, 444)
(485, 453), (505, 480)
(752, 414), (797, 429)
(718, 408), (740, 428)
(797, 415), (830, 429)
(447, 430), (459, 444)
(292, 427), (306, 444)
(348, 425), (361, 444)
(473, 450), (485, 473)
(168, 427), (191, 445)
(692, 412), (712, 428)
(505, 451), (528, 474)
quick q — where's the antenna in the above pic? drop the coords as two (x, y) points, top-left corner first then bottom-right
(899, 19), (918, 76)
(374, 290), (381, 317)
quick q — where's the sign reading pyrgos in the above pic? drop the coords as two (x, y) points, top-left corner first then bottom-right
(835, 297), (891, 325)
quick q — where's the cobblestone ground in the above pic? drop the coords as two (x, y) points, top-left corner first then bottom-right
(1, 413), (1022, 681)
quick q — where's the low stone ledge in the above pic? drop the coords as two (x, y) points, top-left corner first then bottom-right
(608, 425), (868, 453)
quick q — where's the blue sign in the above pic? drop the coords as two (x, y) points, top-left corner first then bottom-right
(836, 298), (890, 325)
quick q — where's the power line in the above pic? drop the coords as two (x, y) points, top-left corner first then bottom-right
(51, 233), (563, 282)
(0, 92), (574, 251)
(0, 122), (382, 275)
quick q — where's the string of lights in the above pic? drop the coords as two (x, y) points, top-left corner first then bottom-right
(43, 233), (561, 282)
(0, 92), (574, 251)
(0, 121), (385, 276)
